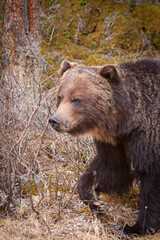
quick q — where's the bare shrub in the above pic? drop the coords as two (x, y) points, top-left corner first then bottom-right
(0, 64), (96, 236)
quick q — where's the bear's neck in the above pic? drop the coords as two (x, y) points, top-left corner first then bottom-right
(88, 127), (117, 145)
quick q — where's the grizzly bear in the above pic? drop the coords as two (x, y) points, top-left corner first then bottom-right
(49, 58), (160, 236)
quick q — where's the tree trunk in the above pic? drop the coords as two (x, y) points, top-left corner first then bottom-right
(1, 0), (42, 109)
(0, 0), (43, 210)
(1, 0), (43, 128)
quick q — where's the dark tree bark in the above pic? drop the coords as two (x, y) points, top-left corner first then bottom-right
(28, 0), (40, 38)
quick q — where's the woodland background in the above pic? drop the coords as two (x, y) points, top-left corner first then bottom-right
(0, 0), (160, 239)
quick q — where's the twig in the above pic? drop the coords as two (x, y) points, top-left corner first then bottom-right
(143, 205), (147, 235)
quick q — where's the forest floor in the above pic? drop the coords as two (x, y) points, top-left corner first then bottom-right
(1, 0), (160, 239)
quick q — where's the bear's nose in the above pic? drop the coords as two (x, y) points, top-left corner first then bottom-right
(49, 117), (60, 128)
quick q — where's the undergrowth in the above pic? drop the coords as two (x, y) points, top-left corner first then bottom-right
(0, 0), (160, 239)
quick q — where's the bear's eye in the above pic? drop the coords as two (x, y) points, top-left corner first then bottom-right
(71, 98), (81, 105)
(57, 96), (61, 107)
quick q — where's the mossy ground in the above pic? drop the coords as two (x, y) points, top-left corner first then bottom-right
(40, 0), (160, 90)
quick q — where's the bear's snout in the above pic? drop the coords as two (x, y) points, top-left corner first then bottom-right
(49, 117), (60, 130)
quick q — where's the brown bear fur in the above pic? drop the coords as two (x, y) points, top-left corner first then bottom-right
(49, 58), (160, 236)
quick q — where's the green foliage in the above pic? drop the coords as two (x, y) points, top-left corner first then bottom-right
(90, 41), (97, 47)
(128, 2), (136, 12)
(80, 0), (88, 6)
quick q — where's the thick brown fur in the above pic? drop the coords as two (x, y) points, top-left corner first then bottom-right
(49, 58), (160, 236)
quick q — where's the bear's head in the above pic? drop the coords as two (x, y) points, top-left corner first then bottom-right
(49, 60), (121, 143)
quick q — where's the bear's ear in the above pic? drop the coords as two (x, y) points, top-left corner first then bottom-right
(60, 60), (77, 75)
(99, 65), (119, 83)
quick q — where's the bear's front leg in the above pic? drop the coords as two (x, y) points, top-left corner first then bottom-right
(78, 140), (132, 215)
(77, 165), (107, 215)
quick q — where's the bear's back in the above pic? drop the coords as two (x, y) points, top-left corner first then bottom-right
(118, 59), (160, 105)
(119, 59), (160, 86)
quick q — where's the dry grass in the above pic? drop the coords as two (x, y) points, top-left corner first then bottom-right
(1, 64), (160, 240)
(1, 201), (160, 240)
(1, 122), (160, 240)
